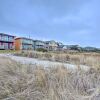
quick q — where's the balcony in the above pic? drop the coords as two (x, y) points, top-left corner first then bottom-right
(0, 38), (14, 42)
(22, 44), (32, 50)
(34, 41), (45, 46)
(0, 45), (14, 50)
(22, 40), (33, 44)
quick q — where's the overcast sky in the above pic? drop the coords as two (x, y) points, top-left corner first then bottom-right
(0, 0), (100, 47)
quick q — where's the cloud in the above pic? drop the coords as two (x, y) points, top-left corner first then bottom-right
(0, 0), (100, 47)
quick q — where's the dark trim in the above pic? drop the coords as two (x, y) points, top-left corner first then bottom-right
(15, 37), (33, 41)
(22, 43), (32, 45)
(0, 40), (14, 43)
(0, 33), (15, 37)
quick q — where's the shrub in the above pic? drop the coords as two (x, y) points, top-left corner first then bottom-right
(36, 48), (48, 52)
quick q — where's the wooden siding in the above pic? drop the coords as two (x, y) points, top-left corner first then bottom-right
(15, 38), (33, 50)
(15, 39), (21, 50)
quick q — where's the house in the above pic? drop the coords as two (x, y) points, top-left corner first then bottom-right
(83, 47), (98, 52)
(57, 42), (64, 51)
(45, 40), (58, 51)
(15, 37), (33, 50)
(33, 40), (45, 50)
(0, 33), (15, 50)
(63, 45), (80, 51)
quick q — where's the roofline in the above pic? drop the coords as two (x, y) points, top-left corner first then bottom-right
(15, 37), (33, 40)
(45, 40), (57, 43)
(33, 40), (45, 42)
(0, 33), (15, 37)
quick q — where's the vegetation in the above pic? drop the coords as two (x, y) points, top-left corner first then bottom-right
(36, 48), (48, 52)
(0, 50), (17, 53)
(0, 57), (100, 100)
(15, 51), (100, 67)
(63, 45), (100, 52)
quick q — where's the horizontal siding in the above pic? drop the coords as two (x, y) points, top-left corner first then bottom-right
(15, 39), (21, 50)
(0, 42), (14, 50)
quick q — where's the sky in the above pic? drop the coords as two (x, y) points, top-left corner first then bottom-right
(0, 0), (100, 47)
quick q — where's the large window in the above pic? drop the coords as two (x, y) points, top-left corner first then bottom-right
(22, 39), (32, 44)
(0, 35), (2, 40)
(4, 43), (8, 49)
(8, 36), (13, 41)
(0, 35), (14, 42)
(22, 44), (32, 50)
(0, 42), (4, 49)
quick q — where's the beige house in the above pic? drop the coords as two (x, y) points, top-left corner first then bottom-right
(45, 40), (58, 51)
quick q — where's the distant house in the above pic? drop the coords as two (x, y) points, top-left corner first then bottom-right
(15, 37), (33, 50)
(0, 33), (15, 50)
(83, 47), (98, 52)
(33, 40), (45, 50)
(57, 42), (64, 51)
(63, 45), (81, 51)
(45, 40), (58, 51)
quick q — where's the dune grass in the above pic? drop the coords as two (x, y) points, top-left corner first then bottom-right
(15, 50), (100, 68)
(0, 50), (17, 54)
(0, 57), (100, 100)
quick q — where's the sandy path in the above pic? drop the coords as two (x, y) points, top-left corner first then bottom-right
(0, 54), (90, 71)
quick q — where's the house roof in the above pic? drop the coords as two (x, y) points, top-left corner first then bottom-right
(0, 33), (15, 37)
(33, 40), (45, 43)
(15, 37), (33, 40)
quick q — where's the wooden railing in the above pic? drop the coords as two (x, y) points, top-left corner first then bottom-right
(0, 38), (13, 42)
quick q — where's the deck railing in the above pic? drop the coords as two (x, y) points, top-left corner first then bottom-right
(0, 38), (13, 42)
(0, 45), (14, 50)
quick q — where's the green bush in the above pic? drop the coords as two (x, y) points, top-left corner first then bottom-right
(36, 48), (48, 52)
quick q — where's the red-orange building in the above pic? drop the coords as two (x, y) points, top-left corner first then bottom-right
(15, 37), (33, 50)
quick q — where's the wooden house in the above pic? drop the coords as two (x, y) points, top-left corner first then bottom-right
(15, 37), (33, 50)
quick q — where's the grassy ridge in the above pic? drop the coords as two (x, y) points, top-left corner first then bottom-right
(15, 50), (100, 68)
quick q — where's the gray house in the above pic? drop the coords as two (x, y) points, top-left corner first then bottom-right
(33, 40), (45, 50)
(63, 45), (80, 51)
(57, 42), (64, 51)
(45, 40), (58, 51)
